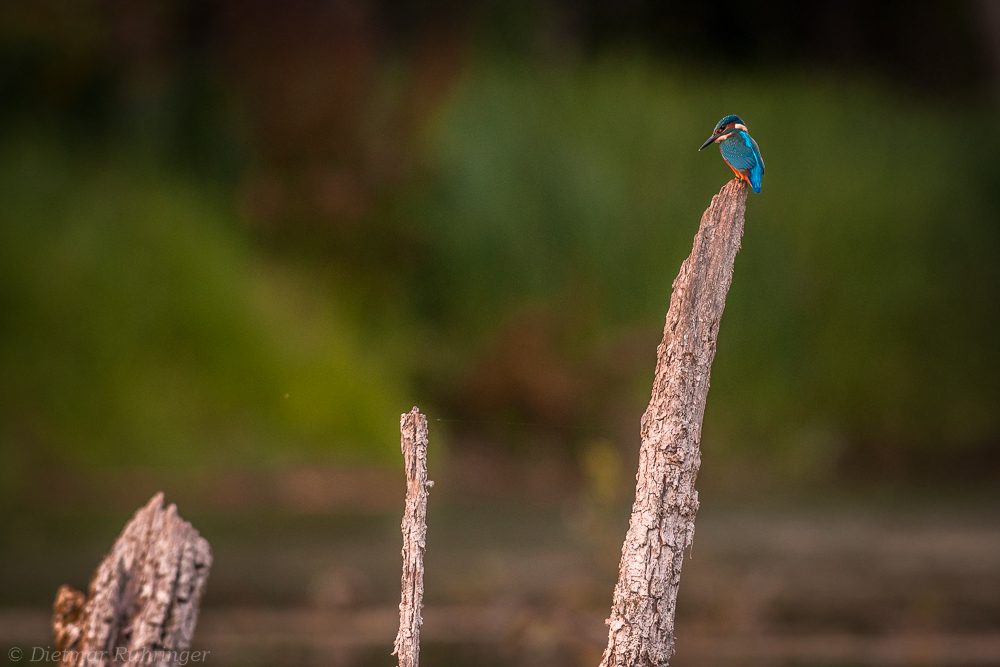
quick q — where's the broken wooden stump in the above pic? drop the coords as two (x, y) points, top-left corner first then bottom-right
(601, 178), (749, 667)
(53, 493), (212, 667)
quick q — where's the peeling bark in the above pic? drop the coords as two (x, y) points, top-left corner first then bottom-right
(394, 407), (433, 667)
(52, 493), (212, 667)
(601, 179), (748, 667)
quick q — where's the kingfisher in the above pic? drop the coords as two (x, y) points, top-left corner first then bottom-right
(699, 115), (765, 193)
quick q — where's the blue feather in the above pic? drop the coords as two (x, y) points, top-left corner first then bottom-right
(719, 129), (765, 194)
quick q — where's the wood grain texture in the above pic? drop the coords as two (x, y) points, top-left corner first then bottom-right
(601, 179), (748, 667)
(394, 407), (433, 667)
(52, 493), (212, 667)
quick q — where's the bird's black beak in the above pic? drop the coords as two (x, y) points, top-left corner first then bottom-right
(698, 134), (717, 151)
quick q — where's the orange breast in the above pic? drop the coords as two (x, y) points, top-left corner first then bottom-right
(726, 161), (751, 184)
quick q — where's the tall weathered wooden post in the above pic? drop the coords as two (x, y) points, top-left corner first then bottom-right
(601, 179), (748, 667)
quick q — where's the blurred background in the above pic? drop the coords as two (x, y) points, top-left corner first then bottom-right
(1, 1), (999, 665)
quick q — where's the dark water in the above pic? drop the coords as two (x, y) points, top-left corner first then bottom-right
(3, 501), (999, 666)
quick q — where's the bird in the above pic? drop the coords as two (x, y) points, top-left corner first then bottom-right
(698, 115), (765, 193)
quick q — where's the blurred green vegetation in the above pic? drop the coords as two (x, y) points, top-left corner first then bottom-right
(407, 58), (1000, 471)
(0, 136), (409, 498)
(1, 51), (998, 494)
